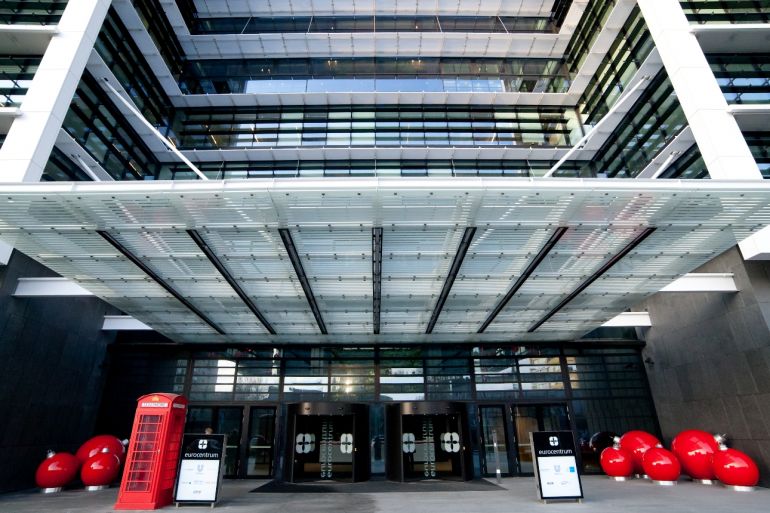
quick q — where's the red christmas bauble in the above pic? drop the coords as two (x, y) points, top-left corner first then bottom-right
(76, 435), (126, 464)
(35, 452), (80, 489)
(712, 448), (760, 487)
(642, 447), (681, 482)
(671, 430), (718, 480)
(81, 452), (121, 487)
(600, 446), (634, 477)
(619, 431), (660, 474)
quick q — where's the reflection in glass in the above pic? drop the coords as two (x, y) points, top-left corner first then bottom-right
(480, 407), (509, 475)
(247, 408), (275, 477)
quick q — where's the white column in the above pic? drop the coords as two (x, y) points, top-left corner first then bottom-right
(0, 0), (111, 182)
(637, 0), (761, 180)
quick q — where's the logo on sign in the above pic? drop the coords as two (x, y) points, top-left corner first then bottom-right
(340, 433), (353, 454)
(549, 436), (559, 447)
(402, 433), (416, 454)
(295, 433), (315, 454)
(198, 440), (208, 450)
(441, 432), (461, 453)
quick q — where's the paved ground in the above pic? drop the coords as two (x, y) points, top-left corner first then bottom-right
(1, 476), (768, 513)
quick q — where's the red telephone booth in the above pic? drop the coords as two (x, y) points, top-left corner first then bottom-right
(115, 393), (187, 510)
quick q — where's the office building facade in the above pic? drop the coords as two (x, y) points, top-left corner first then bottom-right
(1, 0), (770, 489)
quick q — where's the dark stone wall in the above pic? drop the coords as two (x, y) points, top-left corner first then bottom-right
(0, 251), (119, 492)
(639, 246), (770, 486)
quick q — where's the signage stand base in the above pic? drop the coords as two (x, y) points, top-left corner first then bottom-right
(542, 499), (583, 504)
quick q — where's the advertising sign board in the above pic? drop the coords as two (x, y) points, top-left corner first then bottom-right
(529, 431), (583, 502)
(174, 434), (226, 506)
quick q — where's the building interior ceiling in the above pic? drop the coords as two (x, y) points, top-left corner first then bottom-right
(0, 177), (768, 344)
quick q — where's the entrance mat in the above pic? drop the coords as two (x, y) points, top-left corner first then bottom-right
(251, 478), (503, 493)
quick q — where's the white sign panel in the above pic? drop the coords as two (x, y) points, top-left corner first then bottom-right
(530, 431), (583, 502)
(175, 459), (221, 501)
(536, 455), (582, 498)
(175, 434), (225, 505)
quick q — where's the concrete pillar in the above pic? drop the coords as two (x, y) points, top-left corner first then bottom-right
(637, 0), (761, 180)
(0, 0), (111, 182)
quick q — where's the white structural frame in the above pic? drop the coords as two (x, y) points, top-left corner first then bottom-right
(0, 0), (111, 182)
(637, 0), (761, 180)
(601, 312), (651, 328)
(102, 315), (152, 331)
(13, 277), (94, 297)
(658, 273), (737, 293)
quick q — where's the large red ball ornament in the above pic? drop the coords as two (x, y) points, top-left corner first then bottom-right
(600, 446), (634, 479)
(642, 447), (681, 484)
(712, 448), (760, 489)
(35, 451), (80, 491)
(81, 451), (121, 488)
(76, 435), (126, 464)
(619, 431), (661, 475)
(671, 430), (719, 481)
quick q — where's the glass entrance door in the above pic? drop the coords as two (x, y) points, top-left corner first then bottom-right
(186, 406), (243, 477)
(479, 406), (510, 476)
(513, 404), (570, 474)
(292, 415), (355, 481)
(401, 414), (463, 480)
(246, 407), (275, 477)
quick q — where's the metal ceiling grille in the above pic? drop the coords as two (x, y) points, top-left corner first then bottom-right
(0, 178), (768, 343)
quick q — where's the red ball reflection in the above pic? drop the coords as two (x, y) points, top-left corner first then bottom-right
(642, 447), (681, 482)
(619, 431), (661, 474)
(712, 448), (760, 487)
(600, 446), (634, 478)
(671, 430), (718, 480)
(76, 435), (126, 465)
(81, 452), (121, 487)
(35, 452), (80, 489)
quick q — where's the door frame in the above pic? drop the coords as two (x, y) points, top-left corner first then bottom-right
(477, 401), (572, 476)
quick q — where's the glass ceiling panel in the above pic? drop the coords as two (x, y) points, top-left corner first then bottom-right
(0, 179), (768, 343)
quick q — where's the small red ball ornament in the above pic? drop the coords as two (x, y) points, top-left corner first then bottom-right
(642, 447), (681, 484)
(712, 448), (760, 489)
(600, 446), (634, 479)
(619, 431), (660, 475)
(35, 451), (80, 491)
(81, 450), (121, 489)
(671, 430), (719, 481)
(76, 435), (126, 464)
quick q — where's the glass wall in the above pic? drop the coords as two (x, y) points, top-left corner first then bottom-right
(61, 72), (160, 180)
(179, 57), (571, 95)
(189, 15), (562, 35)
(0, 56), (40, 107)
(578, 7), (654, 125)
(0, 1), (66, 24)
(170, 105), (579, 150)
(97, 342), (657, 478)
(94, 8), (175, 135)
(583, 71), (688, 178)
(565, 0), (618, 74)
(682, 0), (770, 24)
(709, 53), (770, 105)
